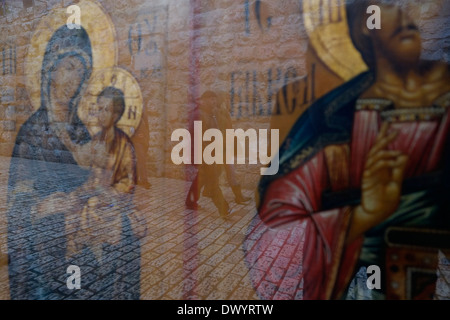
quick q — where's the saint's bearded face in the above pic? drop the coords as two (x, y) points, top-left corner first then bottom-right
(50, 55), (85, 110)
(367, 1), (422, 68)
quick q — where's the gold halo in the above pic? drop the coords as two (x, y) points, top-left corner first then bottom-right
(303, 0), (368, 80)
(78, 67), (143, 138)
(24, 0), (117, 111)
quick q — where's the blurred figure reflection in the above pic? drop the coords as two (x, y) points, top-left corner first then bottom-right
(185, 91), (250, 217)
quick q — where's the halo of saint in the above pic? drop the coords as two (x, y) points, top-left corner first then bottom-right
(79, 67), (143, 137)
(303, 0), (368, 80)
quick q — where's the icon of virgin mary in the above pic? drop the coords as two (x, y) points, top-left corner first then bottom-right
(7, 24), (94, 300)
(7, 21), (142, 299)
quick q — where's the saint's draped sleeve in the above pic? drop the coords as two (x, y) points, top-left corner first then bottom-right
(101, 128), (138, 204)
(112, 129), (148, 238)
(253, 149), (364, 299)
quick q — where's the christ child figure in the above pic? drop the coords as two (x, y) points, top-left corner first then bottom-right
(65, 86), (144, 261)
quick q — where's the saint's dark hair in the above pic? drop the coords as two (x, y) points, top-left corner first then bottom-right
(346, 0), (376, 70)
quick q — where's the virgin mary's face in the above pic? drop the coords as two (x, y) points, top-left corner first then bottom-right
(49, 55), (85, 116)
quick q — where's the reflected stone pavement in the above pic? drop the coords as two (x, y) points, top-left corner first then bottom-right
(0, 156), (306, 300)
